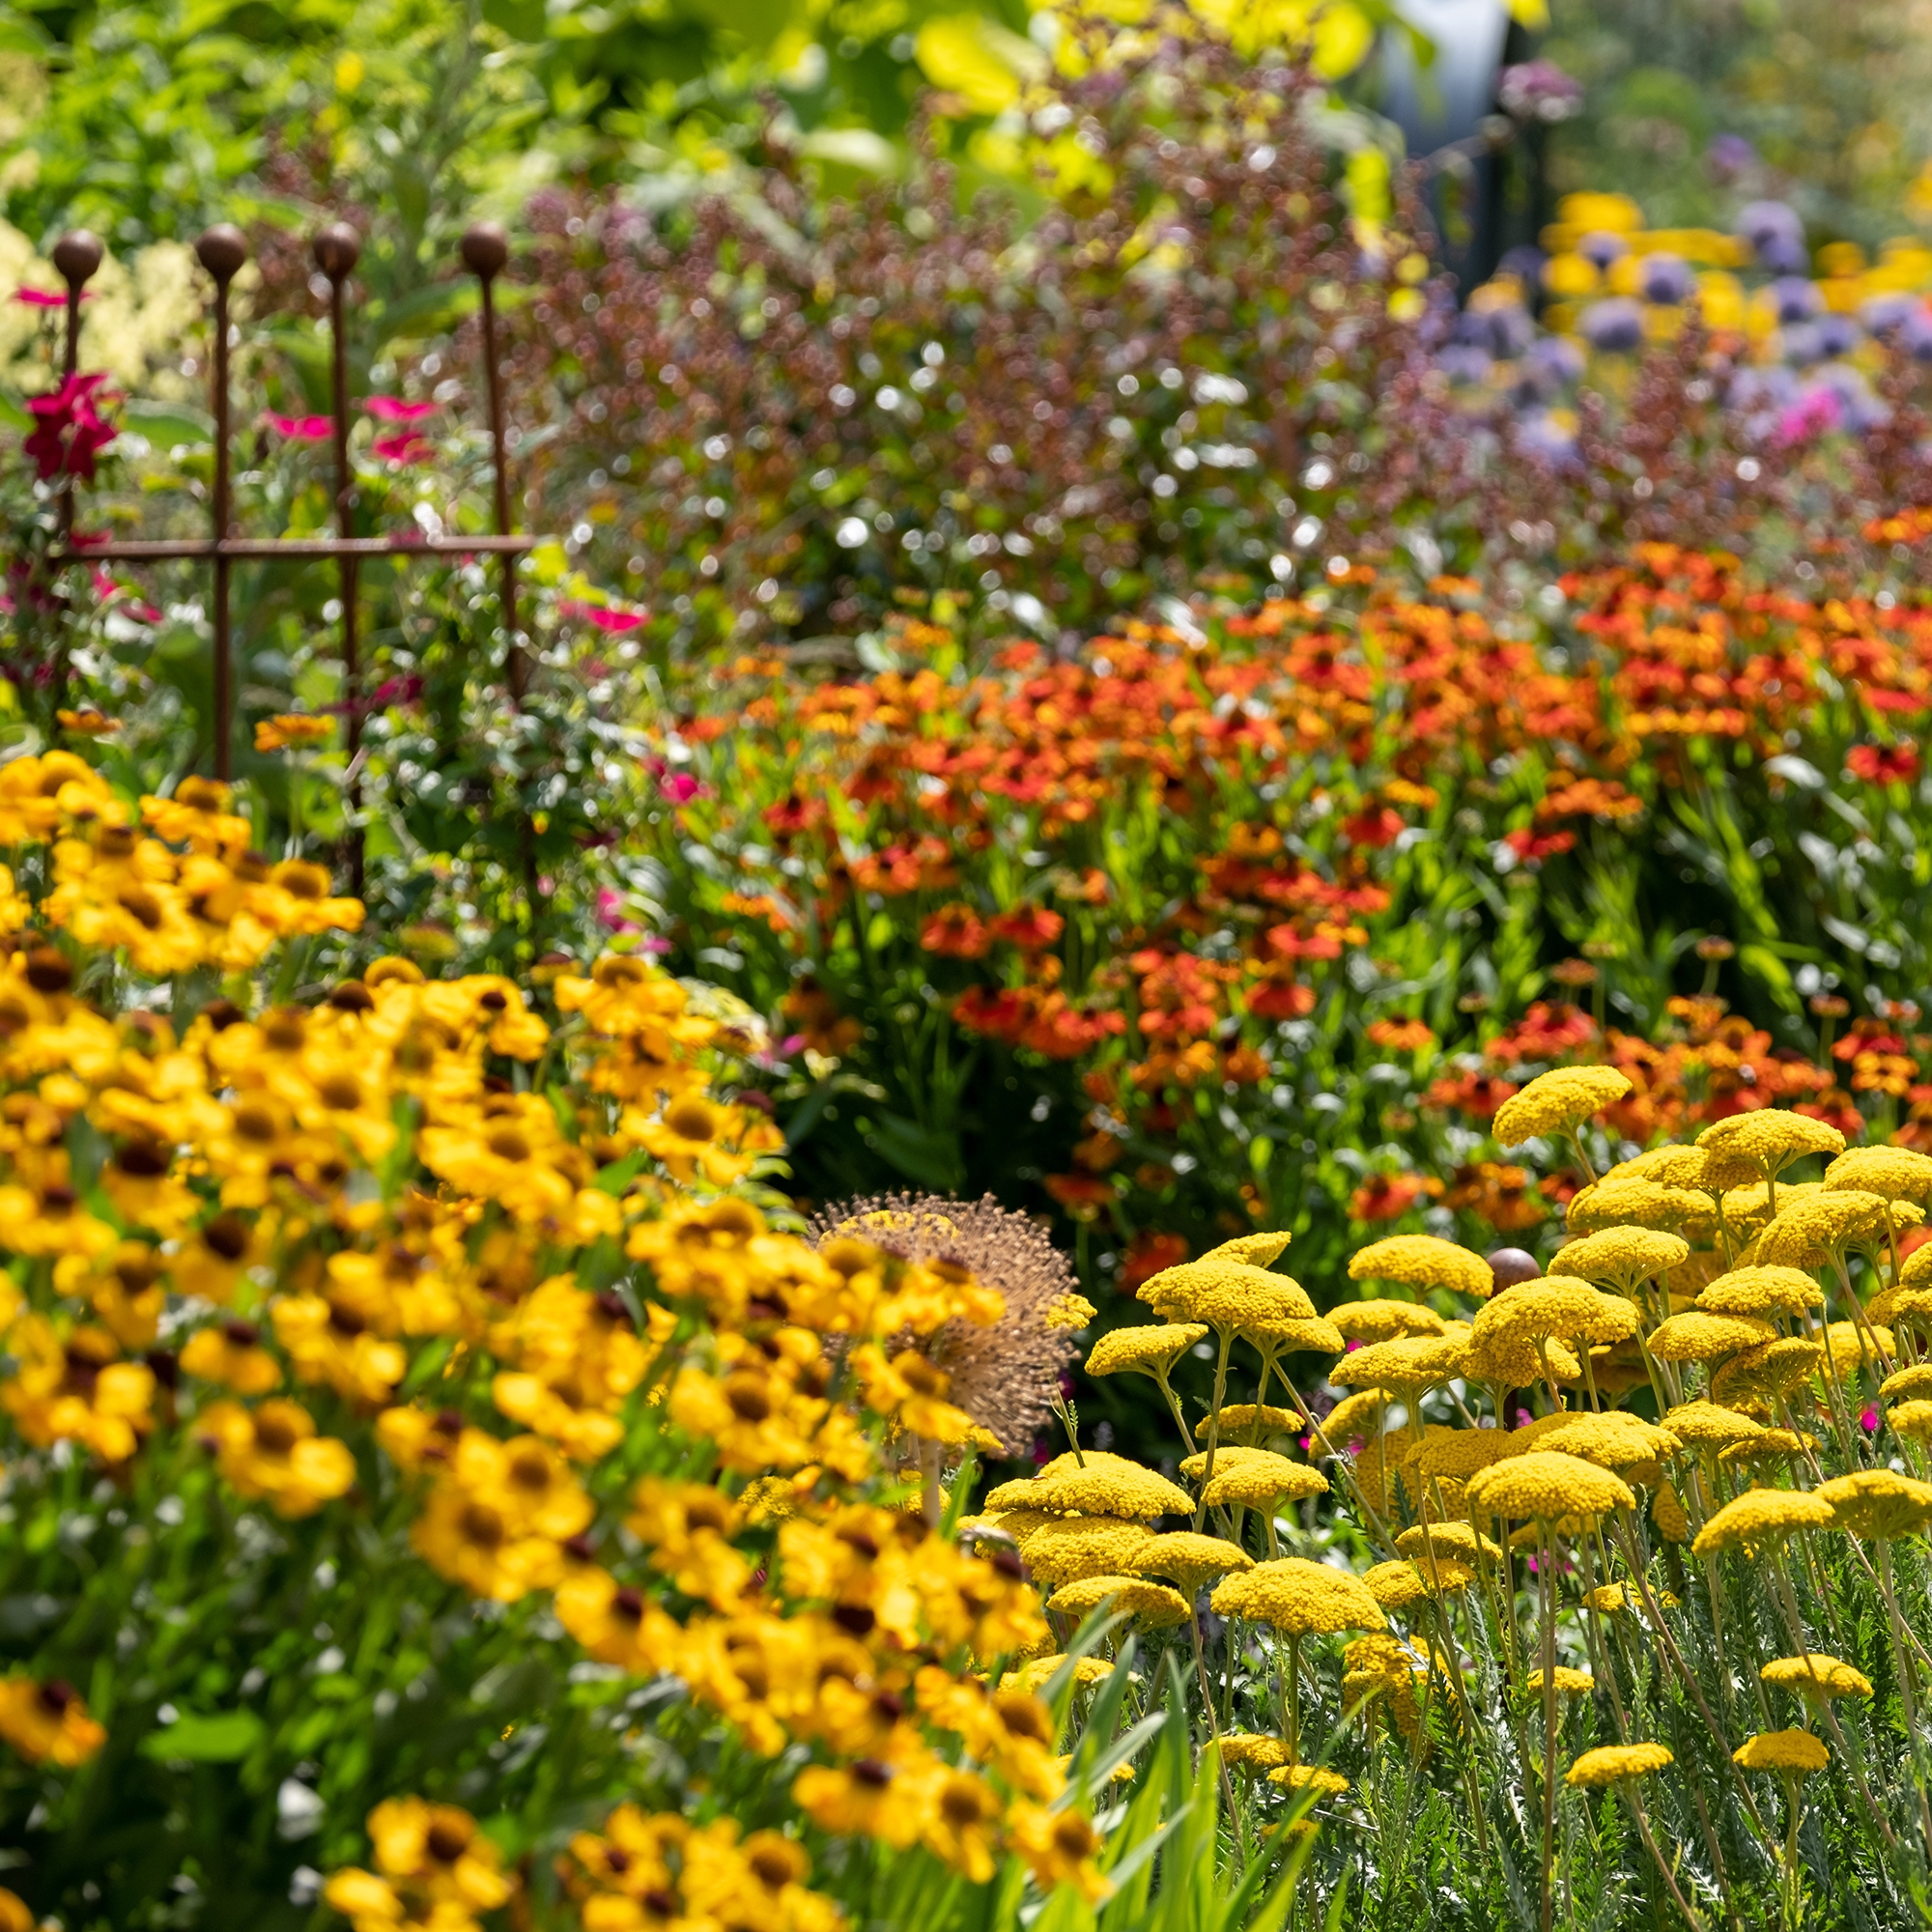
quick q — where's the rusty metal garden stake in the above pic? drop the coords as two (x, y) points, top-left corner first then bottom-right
(51, 230), (101, 550)
(461, 220), (526, 702)
(194, 224), (247, 782)
(313, 221), (364, 890)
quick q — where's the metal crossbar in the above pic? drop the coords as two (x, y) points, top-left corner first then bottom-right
(42, 221), (541, 847)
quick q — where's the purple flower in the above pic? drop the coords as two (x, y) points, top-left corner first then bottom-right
(1707, 133), (1757, 182)
(1815, 313), (1860, 358)
(1737, 200), (1803, 254)
(1904, 309), (1932, 363)
(1861, 293), (1917, 335)
(1769, 276), (1822, 325)
(1639, 254), (1692, 305)
(1577, 230), (1629, 271)
(1579, 298), (1644, 353)
(1497, 61), (1583, 124)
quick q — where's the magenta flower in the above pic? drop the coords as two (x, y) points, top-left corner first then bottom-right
(265, 412), (333, 440)
(25, 372), (117, 481)
(15, 288), (79, 309)
(371, 430), (432, 465)
(660, 772), (702, 805)
(559, 598), (648, 635)
(365, 396), (439, 423)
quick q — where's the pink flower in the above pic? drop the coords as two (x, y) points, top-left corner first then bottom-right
(559, 598), (647, 634)
(596, 887), (640, 934)
(660, 772), (702, 805)
(1861, 1405), (1880, 1432)
(365, 396), (438, 422)
(265, 412), (333, 441)
(1774, 386), (1841, 447)
(26, 372), (116, 481)
(371, 430), (432, 465)
(15, 288), (79, 309)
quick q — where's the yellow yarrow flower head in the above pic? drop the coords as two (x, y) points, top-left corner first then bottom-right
(988, 1453), (1193, 1520)
(1565, 1179), (1710, 1235)
(1756, 1190), (1903, 1268)
(1471, 1276), (1637, 1347)
(1889, 1398), (1932, 1441)
(1733, 1729), (1829, 1774)
(1550, 1227), (1690, 1293)
(1823, 1146), (1932, 1202)
(1199, 1453), (1328, 1511)
(1331, 1298), (1447, 1343)
(1531, 1411), (1681, 1471)
(1395, 1520), (1504, 1565)
(1210, 1556), (1386, 1634)
(1130, 1531), (1254, 1596)
(1266, 1763), (1350, 1796)
(1492, 1066), (1632, 1148)
(1408, 1429), (1514, 1481)
(1047, 1574), (1191, 1628)
(1208, 1402), (1301, 1439)
(1718, 1428), (1817, 1469)
(1645, 1310), (1776, 1362)
(1347, 1235), (1495, 1300)
(1212, 1732), (1290, 1773)
(1464, 1328), (1582, 1389)
(1465, 1451), (1634, 1524)
(1526, 1665), (1596, 1695)
(1901, 1241), (1932, 1292)
(1697, 1265), (1825, 1319)
(1815, 1468), (1932, 1540)
(1137, 1259), (1316, 1330)
(1653, 1482), (1690, 1543)
(1566, 1742), (1673, 1787)
(1881, 1361), (1932, 1401)
(1692, 1487), (1835, 1556)
(1018, 1518), (1157, 1590)
(1697, 1109), (1845, 1177)
(1361, 1557), (1474, 1608)
(1762, 1654), (1873, 1701)
(1328, 1331), (1461, 1396)
(1085, 1323), (1208, 1377)
(1320, 1389), (1391, 1448)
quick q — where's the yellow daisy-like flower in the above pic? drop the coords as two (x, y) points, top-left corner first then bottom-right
(1823, 1146), (1932, 1202)
(1526, 1666), (1595, 1695)
(1492, 1066), (1632, 1148)
(1733, 1729), (1829, 1774)
(1645, 1309), (1776, 1362)
(1331, 1299), (1446, 1343)
(1472, 1275), (1638, 1348)
(1761, 1654), (1873, 1701)
(1047, 1573), (1191, 1628)
(1130, 1531), (1254, 1596)
(1210, 1557), (1385, 1634)
(1564, 1179), (1709, 1235)
(1565, 1742), (1672, 1787)
(1691, 1487), (1835, 1555)
(1347, 1235), (1496, 1300)
(1697, 1109), (1845, 1177)
(0, 1676), (107, 1767)
(1814, 1468), (1932, 1540)
(1394, 1521), (1504, 1565)
(1549, 1227), (1690, 1292)
(1466, 1451), (1635, 1524)
(1084, 1323), (1208, 1377)
(1361, 1557), (1474, 1608)
(1696, 1265), (1824, 1319)
(1199, 1453), (1329, 1511)
(1018, 1518), (1158, 1590)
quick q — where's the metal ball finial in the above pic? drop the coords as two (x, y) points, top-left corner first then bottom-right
(460, 220), (509, 280)
(194, 224), (249, 282)
(52, 230), (103, 289)
(1487, 1247), (1543, 1294)
(311, 221), (361, 280)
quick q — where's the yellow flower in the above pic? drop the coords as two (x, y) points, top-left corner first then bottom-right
(554, 1567), (677, 1671)
(367, 1797), (514, 1912)
(254, 712), (334, 752)
(197, 1398), (356, 1518)
(929, 1769), (1003, 1882)
(1822, 1146), (1932, 1202)
(1200, 1453), (1329, 1511)
(1407, 1430), (1513, 1481)
(1212, 1732), (1290, 1772)
(1645, 1310), (1776, 1362)
(1889, 1398), (1932, 1441)
(1711, 1335), (1827, 1405)
(994, 1452), (1192, 1520)
(1090, 1314), (1206, 1376)
(0, 1887), (30, 1932)
(1361, 1557), (1473, 1608)
(1653, 1483), (1690, 1544)
(1464, 1451), (1634, 1524)
(1658, 1400), (1763, 1447)
(1526, 1666), (1595, 1695)
(1549, 1227), (1690, 1292)
(1756, 1190), (1903, 1268)
(1048, 1574), (1191, 1628)
(1564, 1179), (1709, 1234)
(1492, 1066), (1632, 1147)
(1880, 1362), (1932, 1402)
(1565, 1741), (1672, 1786)
(1266, 1763), (1350, 1797)
(1348, 1235), (1495, 1300)
(0, 1675), (106, 1766)
(1718, 1428), (1817, 1469)
(794, 1755), (933, 1851)
(1691, 1488), (1835, 1555)
(1394, 1521), (1503, 1565)
(180, 1317), (281, 1395)
(1529, 1412), (1680, 1471)
(1697, 1265), (1825, 1319)
(412, 1480), (565, 1603)
(1331, 1299), (1446, 1343)
(1137, 1258), (1316, 1330)
(1329, 1331), (1463, 1396)
(1019, 1518), (1157, 1590)
(1697, 1110), (1845, 1179)
(1761, 1654), (1873, 1701)
(1814, 1468), (1932, 1540)
(1210, 1556), (1385, 1634)
(1130, 1531), (1254, 1595)
(1733, 1729), (1829, 1774)
(1011, 1802), (1111, 1903)
(1471, 1276), (1637, 1347)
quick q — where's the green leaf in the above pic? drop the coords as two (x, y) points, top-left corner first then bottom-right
(138, 1709), (266, 1763)
(120, 398), (214, 449)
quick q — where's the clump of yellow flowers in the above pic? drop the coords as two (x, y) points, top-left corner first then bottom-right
(996, 1065), (1932, 1927)
(0, 754), (1106, 1931)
